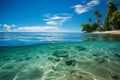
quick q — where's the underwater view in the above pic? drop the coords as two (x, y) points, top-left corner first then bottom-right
(0, 0), (120, 80)
(0, 32), (120, 80)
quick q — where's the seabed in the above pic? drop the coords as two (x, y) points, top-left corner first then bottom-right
(0, 42), (120, 80)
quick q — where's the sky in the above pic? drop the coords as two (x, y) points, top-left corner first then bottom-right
(0, 0), (119, 32)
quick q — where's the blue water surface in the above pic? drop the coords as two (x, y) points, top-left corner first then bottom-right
(0, 32), (120, 47)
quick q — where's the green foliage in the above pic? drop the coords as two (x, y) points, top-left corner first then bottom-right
(80, 1), (120, 32)
(104, 17), (112, 30)
(110, 10), (120, 29)
(103, 1), (118, 30)
(94, 10), (102, 19)
(88, 17), (92, 23)
(93, 10), (102, 26)
(81, 23), (92, 32)
(106, 1), (117, 16)
(91, 22), (99, 31)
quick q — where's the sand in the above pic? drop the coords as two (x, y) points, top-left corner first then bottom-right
(0, 42), (120, 80)
(93, 30), (120, 34)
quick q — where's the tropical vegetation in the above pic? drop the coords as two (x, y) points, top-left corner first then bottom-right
(81, 1), (120, 32)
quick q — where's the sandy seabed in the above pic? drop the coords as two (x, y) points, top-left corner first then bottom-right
(0, 42), (120, 80)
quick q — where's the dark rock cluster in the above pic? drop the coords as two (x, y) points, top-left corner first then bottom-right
(74, 46), (86, 51)
(110, 72), (118, 79)
(52, 50), (69, 58)
(25, 57), (32, 60)
(94, 57), (105, 63)
(65, 59), (76, 66)
(48, 56), (60, 62)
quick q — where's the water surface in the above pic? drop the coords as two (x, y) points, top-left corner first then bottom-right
(0, 32), (120, 80)
(0, 32), (120, 46)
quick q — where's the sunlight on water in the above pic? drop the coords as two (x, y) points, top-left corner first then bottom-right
(0, 32), (120, 46)
(0, 42), (120, 80)
(0, 32), (120, 80)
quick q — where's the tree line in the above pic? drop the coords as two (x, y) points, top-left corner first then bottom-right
(81, 1), (120, 32)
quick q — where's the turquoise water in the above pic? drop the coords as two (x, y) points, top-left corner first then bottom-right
(0, 32), (120, 80)
(0, 32), (120, 46)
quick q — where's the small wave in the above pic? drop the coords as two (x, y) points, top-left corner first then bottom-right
(18, 39), (31, 41)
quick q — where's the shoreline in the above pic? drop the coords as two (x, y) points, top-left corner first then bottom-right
(93, 30), (120, 34)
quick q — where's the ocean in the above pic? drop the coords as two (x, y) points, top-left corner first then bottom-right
(0, 32), (120, 80)
(0, 32), (120, 47)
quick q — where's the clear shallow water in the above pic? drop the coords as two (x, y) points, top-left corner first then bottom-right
(0, 32), (120, 46)
(0, 32), (120, 80)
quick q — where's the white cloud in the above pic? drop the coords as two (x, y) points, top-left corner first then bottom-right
(43, 14), (72, 25)
(12, 26), (70, 32)
(46, 21), (57, 25)
(71, 0), (100, 14)
(1, 23), (79, 32)
(11, 24), (16, 27)
(51, 15), (62, 20)
(3, 24), (11, 32)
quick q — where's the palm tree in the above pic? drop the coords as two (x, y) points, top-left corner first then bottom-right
(108, 0), (120, 6)
(93, 10), (102, 30)
(104, 1), (118, 30)
(110, 10), (120, 29)
(94, 10), (102, 20)
(88, 17), (92, 23)
(107, 1), (118, 16)
(81, 23), (91, 32)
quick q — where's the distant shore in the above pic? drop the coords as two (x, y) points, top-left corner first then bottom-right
(93, 30), (120, 34)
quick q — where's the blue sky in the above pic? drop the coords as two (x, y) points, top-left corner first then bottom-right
(0, 0), (119, 32)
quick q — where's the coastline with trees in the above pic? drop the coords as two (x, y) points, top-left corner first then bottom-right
(81, 1), (120, 34)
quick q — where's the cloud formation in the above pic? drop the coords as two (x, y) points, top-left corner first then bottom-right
(43, 14), (72, 25)
(0, 24), (78, 32)
(12, 26), (70, 32)
(11, 24), (16, 27)
(3, 24), (11, 32)
(71, 0), (100, 14)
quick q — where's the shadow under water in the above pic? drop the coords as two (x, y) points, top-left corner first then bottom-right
(0, 41), (120, 80)
(0, 32), (120, 80)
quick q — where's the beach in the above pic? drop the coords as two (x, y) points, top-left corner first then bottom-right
(93, 30), (120, 34)
(0, 0), (120, 80)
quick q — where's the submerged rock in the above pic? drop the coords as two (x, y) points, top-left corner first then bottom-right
(52, 50), (69, 58)
(94, 57), (105, 63)
(25, 57), (32, 60)
(65, 59), (76, 66)
(36, 56), (39, 58)
(48, 56), (60, 62)
(114, 53), (120, 58)
(110, 72), (118, 79)
(93, 53), (102, 56)
(1, 65), (14, 69)
(74, 46), (86, 51)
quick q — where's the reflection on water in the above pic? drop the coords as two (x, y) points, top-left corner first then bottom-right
(0, 32), (120, 46)
(0, 32), (120, 80)
(82, 33), (120, 41)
